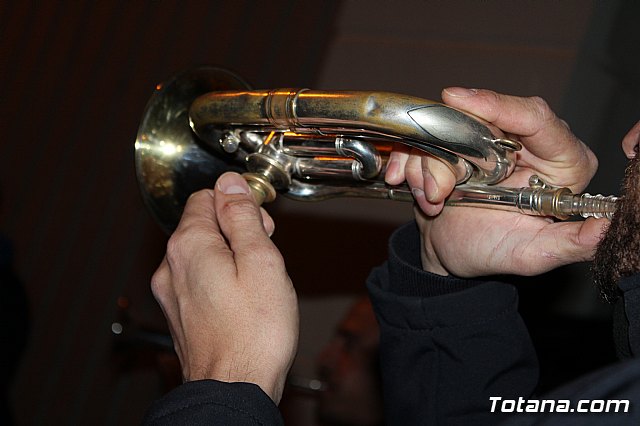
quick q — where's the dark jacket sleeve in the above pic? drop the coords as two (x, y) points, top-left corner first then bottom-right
(367, 221), (539, 426)
(619, 274), (640, 357)
(142, 380), (284, 425)
(498, 273), (640, 425)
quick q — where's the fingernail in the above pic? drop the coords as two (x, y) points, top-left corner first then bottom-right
(411, 187), (425, 202)
(386, 158), (399, 182)
(443, 87), (478, 98)
(216, 172), (250, 195)
(422, 168), (439, 203)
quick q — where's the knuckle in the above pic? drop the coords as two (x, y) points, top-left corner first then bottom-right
(241, 241), (284, 268)
(182, 189), (215, 218)
(165, 230), (190, 269)
(259, 249), (287, 272)
(168, 216), (229, 268)
(478, 88), (500, 106)
(425, 156), (455, 183)
(150, 268), (169, 303)
(240, 238), (273, 257)
(404, 153), (424, 188)
(559, 118), (571, 130)
(586, 148), (598, 170)
(187, 189), (214, 205)
(529, 96), (554, 123)
(483, 89), (500, 103)
(406, 173), (423, 191)
(220, 197), (259, 223)
(583, 154), (598, 183)
(476, 89), (502, 122)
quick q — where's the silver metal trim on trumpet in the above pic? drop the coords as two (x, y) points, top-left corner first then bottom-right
(134, 66), (618, 233)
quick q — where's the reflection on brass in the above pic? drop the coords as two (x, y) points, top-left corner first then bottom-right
(138, 153), (173, 198)
(134, 66), (618, 234)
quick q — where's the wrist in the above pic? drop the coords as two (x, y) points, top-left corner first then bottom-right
(185, 357), (290, 404)
(418, 227), (450, 276)
(420, 241), (449, 276)
(414, 207), (450, 276)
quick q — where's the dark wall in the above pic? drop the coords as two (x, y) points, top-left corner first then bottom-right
(0, 1), (341, 424)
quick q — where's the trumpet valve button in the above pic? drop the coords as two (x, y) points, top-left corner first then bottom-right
(221, 133), (240, 153)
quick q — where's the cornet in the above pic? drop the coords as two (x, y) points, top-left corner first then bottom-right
(135, 66), (617, 233)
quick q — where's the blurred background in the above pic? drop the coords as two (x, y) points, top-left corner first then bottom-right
(1, 0), (639, 424)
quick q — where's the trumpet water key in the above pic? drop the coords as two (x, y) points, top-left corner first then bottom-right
(134, 66), (617, 233)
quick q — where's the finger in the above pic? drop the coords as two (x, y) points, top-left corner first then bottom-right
(442, 88), (583, 160)
(175, 189), (221, 237)
(261, 207), (275, 237)
(168, 189), (231, 271)
(214, 172), (278, 268)
(442, 87), (597, 190)
(150, 258), (184, 353)
(422, 155), (456, 204)
(523, 217), (610, 273)
(150, 257), (173, 309)
(405, 150), (445, 216)
(442, 88), (557, 137)
(385, 143), (411, 185)
(414, 197), (444, 217)
(622, 120), (640, 159)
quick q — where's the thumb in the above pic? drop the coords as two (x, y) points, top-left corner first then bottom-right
(214, 172), (275, 258)
(526, 218), (609, 273)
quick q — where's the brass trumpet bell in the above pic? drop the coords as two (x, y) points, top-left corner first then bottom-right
(135, 67), (251, 233)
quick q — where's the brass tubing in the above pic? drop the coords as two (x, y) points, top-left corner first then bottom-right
(189, 90), (521, 185)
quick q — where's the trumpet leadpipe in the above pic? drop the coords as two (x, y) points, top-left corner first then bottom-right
(446, 184), (618, 220)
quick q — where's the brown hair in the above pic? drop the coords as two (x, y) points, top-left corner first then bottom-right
(593, 154), (640, 302)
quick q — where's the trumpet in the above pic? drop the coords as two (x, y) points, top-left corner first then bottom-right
(135, 66), (617, 233)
